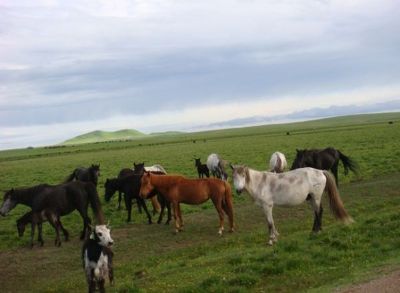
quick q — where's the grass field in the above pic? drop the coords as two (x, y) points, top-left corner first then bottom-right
(0, 112), (399, 292)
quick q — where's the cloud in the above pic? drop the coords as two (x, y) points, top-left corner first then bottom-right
(0, 0), (399, 148)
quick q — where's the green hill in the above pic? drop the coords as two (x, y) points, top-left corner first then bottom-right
(62, 129), (146, 145)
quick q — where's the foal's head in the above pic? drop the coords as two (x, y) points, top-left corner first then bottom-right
(139, 172), (154, 199)
(91, 225), (114, 247)
(230, 165), (248, 194)
(0, 189), (18, 216)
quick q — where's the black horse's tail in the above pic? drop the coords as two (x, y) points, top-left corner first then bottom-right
(64, 170), (76, 183)
(338, 151), (359, 175)
(85, 183), (105, 224)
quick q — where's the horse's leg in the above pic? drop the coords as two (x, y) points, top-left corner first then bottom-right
(137, 197), (152, 224)
(117, 191), (122, 210)
(211, 196), (225, 235)
(177, 203), (184, 231)
(58, 216), (69, 241)
(157, 195), (165, 224)
(30, 218), (36, 248)
(46, 211), (62, 247)
(124, 194), (132, 222)
(77, 208), (91, 240)
(331, 163), (339, 187)
(37, 222), (44, 246)
(262, 203), (278, 245)
(309, 194), (323, 233)
(222, 197), (235, 232)
(166, 200), (172, 225)
(172, 201), (180, 233)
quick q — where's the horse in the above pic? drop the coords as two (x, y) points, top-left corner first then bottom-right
(269, 151), (287, 173)
(291, 147), (358, 186)
(231, 165), (353, 245)
(0, 181), (104, 247)
(104, 174), (164, 224)
(133, 162), (167, 174)
(206, 153), (228, 181)
(112, 167), (161, 214)
(105, 166), (163, 215)
(65, 164), (101, 186)
(139, 172), (234, 235)
(194, 158), (210, 178)
(16, 210), (69, 247)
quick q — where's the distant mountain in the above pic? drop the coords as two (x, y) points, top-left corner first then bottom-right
(201, 99), (400, 129)
(150, 131), (186, 136)
(62, 129), (146, 145)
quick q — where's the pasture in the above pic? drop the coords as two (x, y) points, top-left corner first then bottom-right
(0, 112), (399, 292)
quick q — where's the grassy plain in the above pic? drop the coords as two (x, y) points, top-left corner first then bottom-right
(0, 112), (399, 292)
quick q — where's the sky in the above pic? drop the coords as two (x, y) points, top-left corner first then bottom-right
(1, 0), (399, 150)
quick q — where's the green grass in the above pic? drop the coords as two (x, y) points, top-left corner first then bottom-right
(0, 112), (399, 292)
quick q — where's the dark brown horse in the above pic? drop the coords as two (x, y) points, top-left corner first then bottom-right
(139, 173), (234, 235)
(65, 164), (100, 186)
(291, 147), (358, 186)
(0, 181), (104, 247)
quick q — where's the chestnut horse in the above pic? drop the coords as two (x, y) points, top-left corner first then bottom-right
(139, 172), (234, 235)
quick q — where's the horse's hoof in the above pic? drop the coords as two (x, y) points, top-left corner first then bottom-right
(40, 242), (44, 247)
(229, 228), (235, 233)
(268, 240), (274, 246)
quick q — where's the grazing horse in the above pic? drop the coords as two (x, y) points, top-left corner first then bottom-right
(104, 175), (152, 223)
(194, 158), (210, 178)
(291, 147), (358, 186)
(16, 210), (69, 246)
(269, 152), (287, 173)
(139, 172), (234, 235)
(231, 165), (353, 245)
(65, 164), (101, 186)
(0, 181), (104, 247)
(206, 153), (228, 181)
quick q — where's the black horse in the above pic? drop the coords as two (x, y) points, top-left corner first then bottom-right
(291, 147), (358, 186)
(194, 158), (210, 178)
(65, 164), (100, 186)
(104, 174), (152, 223)
(116, 168), (135, 210)
(104, 172), (171, 224)
(0, 181), (104, 247)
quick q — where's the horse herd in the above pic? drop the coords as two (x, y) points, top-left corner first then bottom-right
(0, 147), (358, 292)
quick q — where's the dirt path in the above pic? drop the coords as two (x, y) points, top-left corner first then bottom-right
(339, 269), (400, 293)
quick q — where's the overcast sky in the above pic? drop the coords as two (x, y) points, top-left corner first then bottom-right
(1, 0), (399, 150)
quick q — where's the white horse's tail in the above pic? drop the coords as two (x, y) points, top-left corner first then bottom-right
(323, 171), (354, 224)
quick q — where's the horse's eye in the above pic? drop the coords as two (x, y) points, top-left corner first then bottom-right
(98, 232), (102, 237)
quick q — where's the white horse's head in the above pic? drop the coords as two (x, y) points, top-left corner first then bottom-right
(230, 164), (248, 194)
(92, 225), (114, 247)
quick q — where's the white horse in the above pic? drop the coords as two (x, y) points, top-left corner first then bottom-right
(145, 164), (167, 174)
(231, 165), (353, 245)
(269, 151), (287, 173)
(207, 153), (228, 181)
